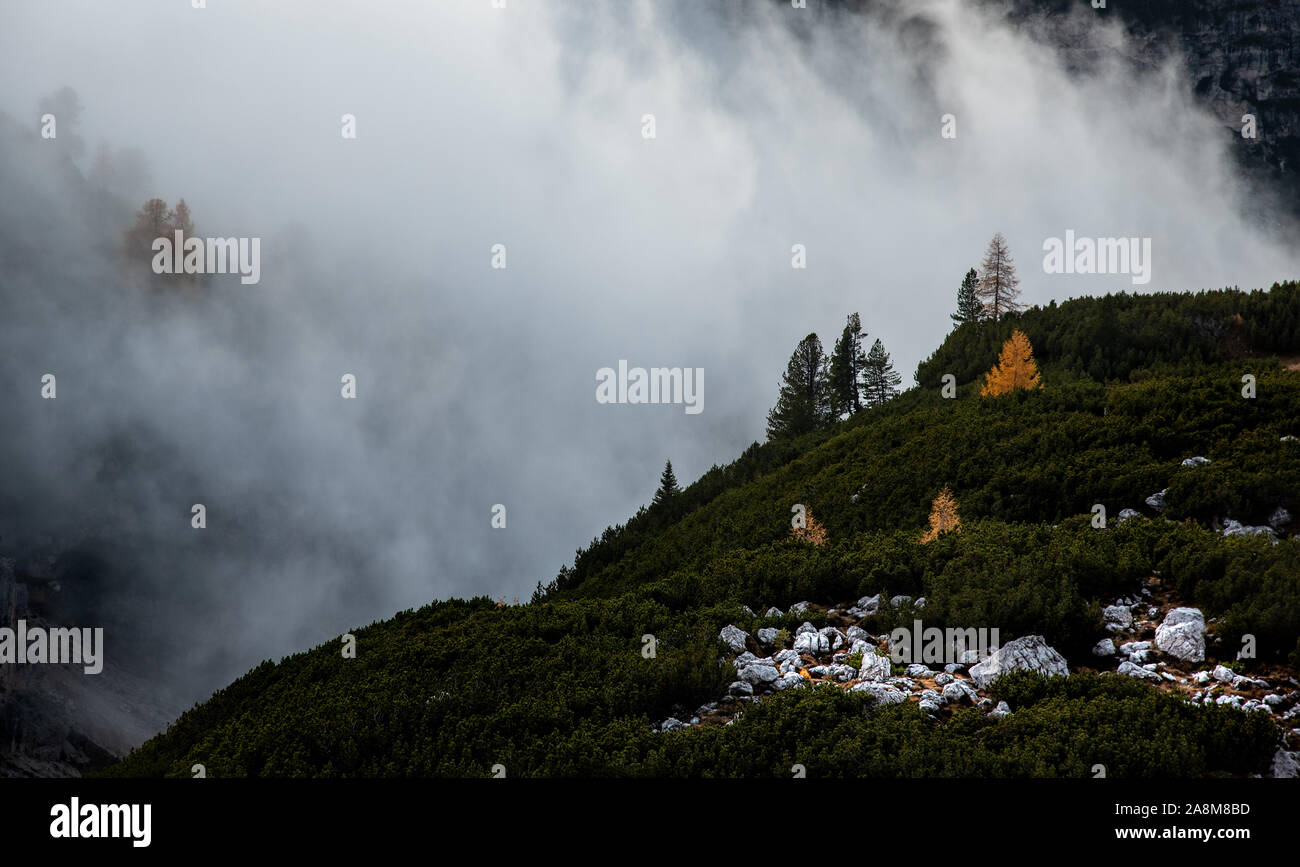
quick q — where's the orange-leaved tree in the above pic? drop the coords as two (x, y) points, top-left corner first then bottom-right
(920, 487), (961, 542)
(980, 328), (1042, 396)
(791, 507), (827, 546)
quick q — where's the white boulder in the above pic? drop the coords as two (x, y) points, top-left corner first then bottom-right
(969, 636), (1069, 689)
(1154, 607), (1206, 663)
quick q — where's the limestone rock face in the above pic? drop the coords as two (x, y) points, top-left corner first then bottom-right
(1002, 0), (1300, 220)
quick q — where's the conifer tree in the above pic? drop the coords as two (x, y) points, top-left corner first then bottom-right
(977, 233), (1023, 321)
(167, 198), (194, 237)
(121, 198), (172, 281)
(980, 329), (1043, 396)
(652, 460), (681, 510)
(920, 487), (961, 542)
(861, 338), (902, 408)
(766, 334), (832, 440)
(790, 507), (827, 545)
(828, 313), (867, 417)
(951, 268), (982, 325)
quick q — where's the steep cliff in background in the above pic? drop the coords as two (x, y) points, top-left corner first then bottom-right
(994, 0), (1300, 222)
(808, 0), (1300, 224)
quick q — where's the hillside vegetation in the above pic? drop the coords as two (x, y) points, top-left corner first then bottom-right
(105, 283), (1300, 778)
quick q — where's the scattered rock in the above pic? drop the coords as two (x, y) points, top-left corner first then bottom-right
(819, 626), (845, 652)
(757, 627), (779, 647)
(772, 672), (807, 691)
(1119, 641), (1153, 663)
(1092, 638), (1116, 657)
(942, 680), (978, 705)
(850, 682), (907, 706)
(1223, 519), (1276, 541)
(857, 649), (893, 682)
(1269, 507), (1292, 530)
(773, 649), (801, 666)
(1117, 660), (1162, 681)
(920, 688), (946, 706)
(1103, 605), (1133, 631)
(988, 700), (1013, 719)
(719, 625), (749, 653)
(1145, 489), (1168, 511)
(1154, 607), (1205, 663)
(847, 595), (881, 618)
(1212, 664), (1235, 683)
(1117, 508), (1142, 523)
(934, 672), (955, 686)
(764, 607), (783, 619)
(738, 660), (780, 687)
(794, 630), (831, 656)
(828, 664), (856, 683)
(969, 635), (1069, 689)
(789, 601), (810, 616)
(905, 664), (933, 678)
(1181, 456), (1211, 467)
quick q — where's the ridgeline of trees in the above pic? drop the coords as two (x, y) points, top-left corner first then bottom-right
(767, 317), (902, 442)
(765, 231), (1028, 443)
(120, 197), (203, 291)
(96, 235), (1300, 779)
(544, 279), (1300, 605)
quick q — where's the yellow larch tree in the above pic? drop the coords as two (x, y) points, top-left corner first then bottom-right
(920, 487), (961, 543)
(791, 508), (828, 546)
(980, 328), (1043, 396)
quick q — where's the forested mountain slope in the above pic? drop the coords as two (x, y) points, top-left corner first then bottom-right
(105, 284), (1300, 778)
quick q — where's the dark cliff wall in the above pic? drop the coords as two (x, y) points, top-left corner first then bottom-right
(994, 0), (1300, 216)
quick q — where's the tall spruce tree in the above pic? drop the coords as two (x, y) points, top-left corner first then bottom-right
(977, 232), (1023, 321)
(766, 333), (831, 440)
(828, 312), (868, 417)
(861, 338), (902, 407)
(652, 460), (681, 508)
(951, 268), (982, 325)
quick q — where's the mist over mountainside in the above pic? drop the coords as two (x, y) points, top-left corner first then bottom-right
(1, 0), (1299, 777)
(990, 0), (1300, 222)
(104, 283), (1300, 779)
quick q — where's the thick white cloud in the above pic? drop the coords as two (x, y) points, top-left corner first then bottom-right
(0, 0), (1293, 728)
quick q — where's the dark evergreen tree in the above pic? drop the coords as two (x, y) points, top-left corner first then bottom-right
(952, 268), (982, 325)
(862, 338), (902, 407)
(652, 460), (682, 513)
(828, 312), (868, 418)
(766, 333), (831, 440)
